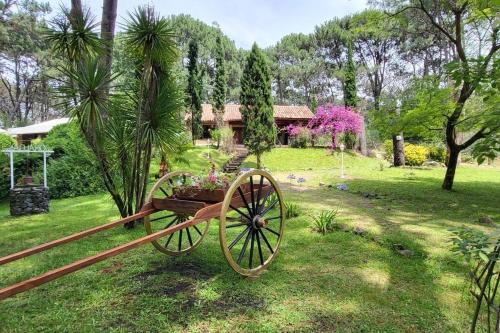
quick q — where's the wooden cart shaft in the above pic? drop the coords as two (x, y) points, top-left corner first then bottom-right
(0, 184), (272, 301)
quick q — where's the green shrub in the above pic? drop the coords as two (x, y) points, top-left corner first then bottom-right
(284, 200), (300, 218)
(426, 144), (447, 163)
(43, 123), (105, 199)
(384, 140), (429, 166)
(312, 209), (338, 235)
(290, 127), (311, 148)
(219, 126), (234, 153)
(209, 128), (221, 147)
(405, 143), (429, 166)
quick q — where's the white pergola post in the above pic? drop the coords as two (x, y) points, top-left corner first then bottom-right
(9, 151), (14, 189)
(43, 152), (47, 188)
(3, 147), (53, 189)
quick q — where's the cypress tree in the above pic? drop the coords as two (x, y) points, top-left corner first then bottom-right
(240, 43), (276, 169)
(343, 39), (357, 108)
(187, 39), (203, 143)
(213, 35), (226, 130)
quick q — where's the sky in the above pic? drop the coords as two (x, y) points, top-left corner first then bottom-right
(54, 0), (367, 49)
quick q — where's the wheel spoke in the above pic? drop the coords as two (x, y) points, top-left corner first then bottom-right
(178, 229), (183, 251)
(164, 217), (179, 229)
(237, 229), (252, 265)
(256, 230), (264, 265)
(249, 176), (256, 214)
(255, 175), (264, 212)
(237, 186), (253, 218)
(229, 205), (251, 221)
(193, 224), (202, 236)
(266, 215), (282, 221)
(228, 226), (251, 251)
(226, 216), (243, 222)
(186, 227), (193, 246)
(261, 199), (278, 216)
(264, 227), (280, 237)
(257, 188), (273, 214)
(258, 229), (274, 254)
(226, 222), (248, 228)
(249, 230), (255, 268)
(165, 232), (175, 248)
(150, 213), (177, 222)
(159, 186), (169, 197)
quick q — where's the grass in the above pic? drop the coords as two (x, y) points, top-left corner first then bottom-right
(0, 147), (499, 332)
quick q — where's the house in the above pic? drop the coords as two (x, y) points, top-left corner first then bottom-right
(7, 118), (70, 145)
(194, 104), (314, 144)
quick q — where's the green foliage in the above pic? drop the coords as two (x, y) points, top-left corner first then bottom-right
(449, 227), (491, 263)
(212, 35), (226, 127)
(284, 200), (300, 219)
(187, 39), (203, 141)
(43, 123), (105, 199)
(426, 144), (447, 163)
(472, 133), (499, 165)
(240, 43), (276, 167)
(312, 209), (338, 235)
(343, 40), (357, 107)
(289, 127), (311, 148)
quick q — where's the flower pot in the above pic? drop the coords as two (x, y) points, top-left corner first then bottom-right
(173, 187), (228, 202)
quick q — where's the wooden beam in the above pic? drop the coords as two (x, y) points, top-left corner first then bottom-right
(0, 218), (196, 301)
(0, 208), (156, 266)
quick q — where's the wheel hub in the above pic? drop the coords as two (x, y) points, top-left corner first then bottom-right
(252, 215), (268, 229)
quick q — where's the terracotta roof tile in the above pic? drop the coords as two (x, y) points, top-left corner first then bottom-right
(193, 104), (313, 123)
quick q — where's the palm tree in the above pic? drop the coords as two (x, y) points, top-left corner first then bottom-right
(47, 5), (185, 227)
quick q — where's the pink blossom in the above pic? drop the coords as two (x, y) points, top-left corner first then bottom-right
(307, 105), (362, 147)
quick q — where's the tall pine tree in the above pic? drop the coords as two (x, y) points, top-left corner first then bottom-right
(213, 35), (226, 130)
(240, 43), (276, 169)
(187, 39), (203, 143)
(343, 40), (357, 108)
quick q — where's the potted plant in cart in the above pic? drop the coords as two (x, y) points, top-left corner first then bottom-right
(174, 164), (234, 202)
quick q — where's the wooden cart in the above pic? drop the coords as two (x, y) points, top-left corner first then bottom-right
(0, 170), (285, 301)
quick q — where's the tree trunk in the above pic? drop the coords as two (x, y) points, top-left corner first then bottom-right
(256, 153), (261, 169)
(100, 0), (117, 107)
(358, 114), (368, 156)
(442, 146), (460, 190)
(69, 0), (83, 26)
(392, 133), (405, 167)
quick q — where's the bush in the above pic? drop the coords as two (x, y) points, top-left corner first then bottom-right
(209, 128), (221, 147)
(42, 123), (105, 199)
(284, 200), (300, 218)
(289, 127), (311, 148)
(312, 209), (338, 235)
(405, 143), (429, 166)
(219, 126), (234, 153)
(383, 140), (429, 166)
(426, 144), (447, 163)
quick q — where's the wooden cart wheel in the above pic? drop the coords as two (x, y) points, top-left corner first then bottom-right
(144, 171), (210, 256)
(219, 170), (285, 277)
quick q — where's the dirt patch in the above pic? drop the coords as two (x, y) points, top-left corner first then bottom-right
(134, 259), (216, 281)
(162, 280), (195, 297)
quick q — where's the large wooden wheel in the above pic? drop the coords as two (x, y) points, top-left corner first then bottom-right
(219, 170), (285, 277)
(144, 171), (210, 256)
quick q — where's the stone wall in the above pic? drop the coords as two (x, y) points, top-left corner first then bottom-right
(10, 186), (49, 216)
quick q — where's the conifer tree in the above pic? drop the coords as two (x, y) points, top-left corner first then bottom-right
(213, 35), (226, 130)
(187, 39), (203, 143)
(240, 43), (276, 169)
(343, 40), (357, 108)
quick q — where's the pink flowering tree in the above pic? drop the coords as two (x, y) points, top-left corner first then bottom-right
(307, 105), (363, 148)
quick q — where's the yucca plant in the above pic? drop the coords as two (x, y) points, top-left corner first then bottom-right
(284, 200), (300, 219)
(312, 209), (339, 235)
(48, 5), (185, 226)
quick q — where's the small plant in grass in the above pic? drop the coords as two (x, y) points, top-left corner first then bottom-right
(284, 200), (300, 219)
(312, 209), (339, 235)
(449, 227), (500, 332)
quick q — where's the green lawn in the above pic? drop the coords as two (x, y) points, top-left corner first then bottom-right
(0, 147), (499, 332)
